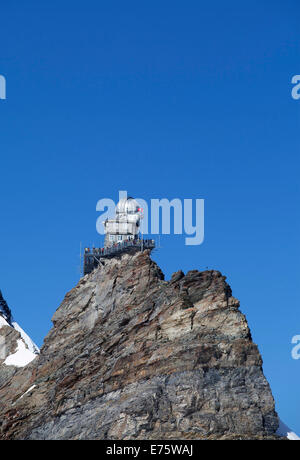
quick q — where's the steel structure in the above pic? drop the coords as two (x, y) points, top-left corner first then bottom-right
(82, 196), (156, 276)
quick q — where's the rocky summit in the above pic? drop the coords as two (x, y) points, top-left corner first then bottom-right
(0, 251), (280, 440)
(0, 291), (39, 388)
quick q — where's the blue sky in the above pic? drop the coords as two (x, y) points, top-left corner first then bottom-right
(0, 0), (299, 434)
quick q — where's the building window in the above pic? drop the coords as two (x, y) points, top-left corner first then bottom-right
(117, 235), (123, 242)
(109, 235), (115, 242)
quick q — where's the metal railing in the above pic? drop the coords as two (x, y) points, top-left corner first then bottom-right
(84, 238), (155, 258)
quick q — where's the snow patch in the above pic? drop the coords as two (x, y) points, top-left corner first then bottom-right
(0, 315), (10, 328)
(11, 321), (39, 354)
(277, 419), (300, 440)
(19, 384), (36, 400)
(4, 339), (37, 367)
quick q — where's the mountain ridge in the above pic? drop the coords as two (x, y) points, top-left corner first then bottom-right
(0, 290), (39, 390)
(0, 251), (295, 439)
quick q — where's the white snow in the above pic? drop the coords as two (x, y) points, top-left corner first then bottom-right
(11, 321), (39, 354)
(0, 315), (10, 328)
(277, 419), (300, 440)
(19, 384), (36, 400)
(4, 339), (38, 367)
(12, 384), (37, 406)
(0, 312), (39, 367)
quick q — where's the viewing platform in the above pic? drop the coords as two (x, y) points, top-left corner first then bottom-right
(83, 238), (155, 275)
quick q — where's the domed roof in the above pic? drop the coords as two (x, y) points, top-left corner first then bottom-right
(116, 197), (140, 214)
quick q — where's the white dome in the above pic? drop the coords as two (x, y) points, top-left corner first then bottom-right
(116, 197), (140, 214)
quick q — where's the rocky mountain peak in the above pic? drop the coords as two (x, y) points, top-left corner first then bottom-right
(0, 250), (283, 439)
(0, 290), (12, 325)
(0, 291), (39, 388)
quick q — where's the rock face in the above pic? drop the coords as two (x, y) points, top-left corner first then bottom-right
(0, 291), (39, 387)
(0, 251), (279, 439)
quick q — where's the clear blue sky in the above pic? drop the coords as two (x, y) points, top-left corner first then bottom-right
(0, 0), (299, 434)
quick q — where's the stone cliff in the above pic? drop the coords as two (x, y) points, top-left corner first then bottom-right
(0, 291), (39, 388)
(0, 251), (279, 439)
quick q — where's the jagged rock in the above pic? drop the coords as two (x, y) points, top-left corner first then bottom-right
(0, 251), (279, 439)
(0, 291), (13, 324)
(0, 292), (39, 388)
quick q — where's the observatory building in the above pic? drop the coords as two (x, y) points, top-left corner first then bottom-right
(103, 197), (141, 248)
(83, 196), (155, 275)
